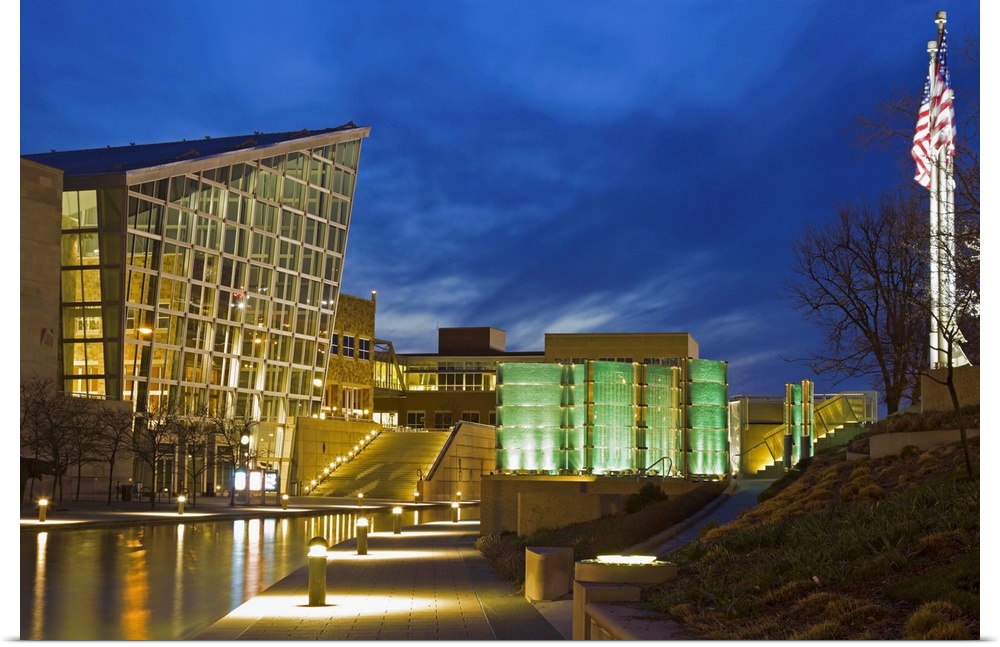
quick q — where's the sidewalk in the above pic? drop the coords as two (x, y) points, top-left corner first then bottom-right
(196, 519), (569, 640)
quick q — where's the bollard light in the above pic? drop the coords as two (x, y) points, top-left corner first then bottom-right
(307, 536), (328, 606)
(282, 494), (289, 510)
(392, 506), (402, 534)
(456, 491), (462, 502)
(177, 495), (186, 515)
(451, 501), (459, 523)
(38, 498), (48, 523)
(356, 517), (369, 555)
(413, 490), (420, 503)
(357, 492), (364, 507)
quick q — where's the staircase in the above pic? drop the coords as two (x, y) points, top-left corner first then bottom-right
(307, 430), (451, 500)
(746, 393), (875, 478)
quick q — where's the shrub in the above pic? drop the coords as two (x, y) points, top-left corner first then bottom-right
(903, 601), (969, 639)
(790, 620), (843, 640)
(624, 482), (668, 513)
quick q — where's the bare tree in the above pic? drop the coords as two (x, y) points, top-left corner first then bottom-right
(133, 398), (182, 509)
(92, 404), (137, 505)
(787, 192), (928, 414)
(917, 225), (979, 480)
(20, 377), (86, 506)
(173, 414), (215, 507)
(208, 407), (259, 507)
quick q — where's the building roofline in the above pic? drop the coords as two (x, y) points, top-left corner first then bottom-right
(21, 124), (370, 179)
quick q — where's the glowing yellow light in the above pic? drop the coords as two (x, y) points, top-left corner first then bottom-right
(596, 555), (657, 565)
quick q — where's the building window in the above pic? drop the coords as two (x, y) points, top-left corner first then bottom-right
(358, 338), (370, 361)
(406, 411), (425, 428)
(434, 411), (453, 428)
(461, 411), (480, 423)
(331, 334), (339, 356)
(343, 335), (355, 358)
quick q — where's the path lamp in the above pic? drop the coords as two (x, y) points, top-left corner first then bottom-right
(38, 498), (48, 523)
(357, 492), (364, 507)
(451, 501), (460, 523)
(282, 494), (289, 510)
(177, 495), (186, 515)
(413, 490), (420, 503)
(307, 536), (328, 606)
(356, 517), (369, 555)
(392, 506), (402, 534)
(456, 491), (462, 502)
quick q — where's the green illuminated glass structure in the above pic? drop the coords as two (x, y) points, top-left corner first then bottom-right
(496, 358), (727, 478)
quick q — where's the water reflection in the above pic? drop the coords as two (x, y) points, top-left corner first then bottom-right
(20, 506), (463, 640)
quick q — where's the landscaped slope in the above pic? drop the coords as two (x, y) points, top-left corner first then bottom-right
(644, 437), (980, 640)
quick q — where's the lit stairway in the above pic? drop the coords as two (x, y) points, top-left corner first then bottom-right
(813, 422), (869, 453)
(307, 431), (451, 500)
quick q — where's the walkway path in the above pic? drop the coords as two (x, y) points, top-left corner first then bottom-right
(196, 518), (566, 640)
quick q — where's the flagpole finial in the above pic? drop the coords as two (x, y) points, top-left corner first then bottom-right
(927, 40), (938, 54)
(935, 10), (946, 24)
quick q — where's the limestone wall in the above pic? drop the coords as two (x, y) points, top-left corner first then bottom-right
(480, 476), (702, 536)
(921, 365), (979, 412)
(421, 421), (496, 501)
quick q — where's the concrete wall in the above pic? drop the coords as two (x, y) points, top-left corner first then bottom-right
(479, 476), (702, 536)
(20, 159), (63, 384)
(921, 365), (979, 412)
(422, 421), (496, 501)
(869, 428), (980, 459)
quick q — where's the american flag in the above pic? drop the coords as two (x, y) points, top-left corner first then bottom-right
(912, 30), (955, 190)
(912, 72), (932, 189)
(930, 31), (955, 159)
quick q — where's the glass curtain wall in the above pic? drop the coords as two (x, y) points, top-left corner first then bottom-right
(61, 138), (363, 431)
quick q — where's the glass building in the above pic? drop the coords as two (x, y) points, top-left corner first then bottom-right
(23, 125), (369, 489)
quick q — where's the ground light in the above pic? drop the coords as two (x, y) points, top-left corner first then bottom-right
(38, 498), (48, 522)
(357, 492), (364, 507)
(307, 536), (328, 606)
(392, 506), (402, 534)
(451, 501), (459, 523)
(282, 494), (289, 510)
(356, 517), (369, 555)
(596, 555), (657, 565)
(413, 490), (420, 503)
(177, 495), (186, 515)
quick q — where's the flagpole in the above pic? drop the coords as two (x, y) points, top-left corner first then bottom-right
(926, 35), (942, 369)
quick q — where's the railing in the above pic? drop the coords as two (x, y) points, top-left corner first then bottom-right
(639, 455), (673, 478)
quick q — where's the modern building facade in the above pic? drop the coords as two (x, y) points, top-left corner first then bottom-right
(21, 124), (370, 494)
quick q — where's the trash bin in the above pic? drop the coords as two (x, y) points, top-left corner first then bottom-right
(121, 484), (132, 502)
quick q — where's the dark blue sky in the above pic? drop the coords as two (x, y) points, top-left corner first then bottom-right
(17, 0), (985, 399)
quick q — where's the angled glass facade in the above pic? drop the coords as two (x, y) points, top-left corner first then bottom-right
(49, 129), (368, 426)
